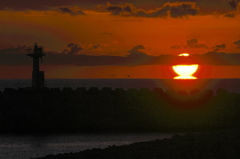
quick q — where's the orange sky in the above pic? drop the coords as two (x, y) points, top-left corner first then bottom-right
(1, 11), (239, 55)
(1, 64), (240, 79)
(0, 1), (240, 79)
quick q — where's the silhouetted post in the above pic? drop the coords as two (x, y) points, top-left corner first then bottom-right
(27, 43), (45, 88)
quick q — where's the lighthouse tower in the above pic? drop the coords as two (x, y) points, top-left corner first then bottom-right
(27, 43), (45, 88)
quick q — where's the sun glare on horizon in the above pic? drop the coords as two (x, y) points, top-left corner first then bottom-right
(172, 53), (199, 80)
(178, 53), (190, 57)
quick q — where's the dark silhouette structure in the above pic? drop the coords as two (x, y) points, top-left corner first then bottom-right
(27, 43), (45, 88)
(0, 87), (240, 133)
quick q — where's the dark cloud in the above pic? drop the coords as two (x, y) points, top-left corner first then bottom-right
(0, 44), (152, 66)
(0, 0), (80, 10)
(23, 51), (240, 66)
(212, 43), (226, 52)
(0, 0), (133, 10)
(59, 7), (85, 15)
(164, 2), (199, 18)
(0, 45), (31, 65)
(216, 43), (226, 49)
(0, 45), (28, 54)
(84, 44), (104, 51)
(202, 52), (240, 65)
(1, 44), (240, 66)
(224, 1), (240, 17)
(234, 40), (240, 48)
(107, 5), (124, 15)
(0, 0), (235, 16)
(128, 45), (148, 57)
(224, 12), (236, 17)
(171, 39), (208, 49)
(106, 3), (136, 16)
(62, 43), (83, 55)
(186, 39), (208, 49)
(228, 0), (238, 9)
(93, 44), (101, 49)
(105, 2), (199, 18)
(0, 1), (70, 10)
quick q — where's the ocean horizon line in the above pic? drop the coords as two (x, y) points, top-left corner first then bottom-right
(1, 78), (240, 80)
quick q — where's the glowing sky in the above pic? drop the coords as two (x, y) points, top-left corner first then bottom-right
(0, 0), (240, 79)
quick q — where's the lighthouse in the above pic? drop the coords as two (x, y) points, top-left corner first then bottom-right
(27, 43), (45, 88)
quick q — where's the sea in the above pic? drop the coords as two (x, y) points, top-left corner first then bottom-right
(0, 133), (174, 159)
(0, 78), (240, 159)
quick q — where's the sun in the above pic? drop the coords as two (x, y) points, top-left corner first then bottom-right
(172, 53), (199, 79)
(178, 53), (190, 57)
(173, 65), (198, 79)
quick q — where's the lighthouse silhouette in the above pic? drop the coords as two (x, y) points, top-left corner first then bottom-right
(27, 43), (45, 88)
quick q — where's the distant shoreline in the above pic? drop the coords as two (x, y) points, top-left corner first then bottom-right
(1, 78), (240, 93)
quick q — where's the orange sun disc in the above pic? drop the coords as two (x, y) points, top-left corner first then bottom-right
(178, 53), (190, 57)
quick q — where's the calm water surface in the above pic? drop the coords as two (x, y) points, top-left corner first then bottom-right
(0, 133), (174, 159)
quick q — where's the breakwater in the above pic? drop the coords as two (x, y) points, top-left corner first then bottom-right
(0, 87), (239, 133)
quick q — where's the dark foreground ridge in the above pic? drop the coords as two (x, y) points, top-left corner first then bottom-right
(0, 87), (240, 133)
(34, 129), (240, 159)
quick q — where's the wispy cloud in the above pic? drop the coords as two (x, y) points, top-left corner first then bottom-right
(59, 7), (85, 16)
(234, 40), (240, 48)
(1, 45), (240, 66)
(212, 43), (226, 52)
(103, 2), (199, 18)
(171, 39), (208, 49)
(62, 43), (83, 55)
